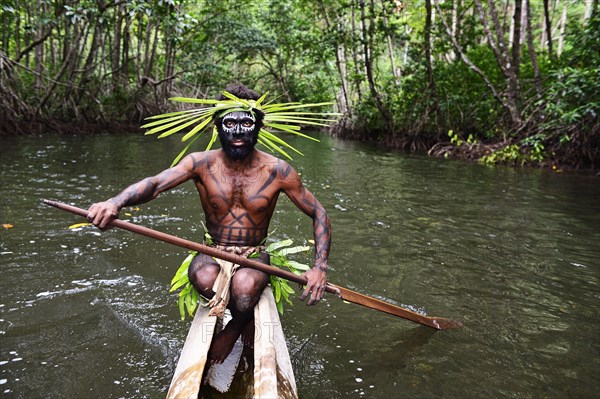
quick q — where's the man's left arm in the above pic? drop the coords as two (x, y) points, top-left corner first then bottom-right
(278, 161), (331, 305)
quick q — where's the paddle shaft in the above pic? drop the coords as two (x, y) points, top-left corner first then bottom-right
(44, 199), (462, 330)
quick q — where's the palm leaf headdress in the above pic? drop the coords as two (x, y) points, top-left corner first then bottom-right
(141, 91), (340, 166)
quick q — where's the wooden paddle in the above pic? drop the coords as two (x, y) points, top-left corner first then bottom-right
(43, 199), (462, 330)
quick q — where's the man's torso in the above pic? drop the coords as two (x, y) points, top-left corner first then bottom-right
(190, 150), (285, 246)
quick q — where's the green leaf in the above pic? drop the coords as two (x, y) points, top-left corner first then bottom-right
(259, 130), (304, 156)
(220, 91), (253, 107)
(180, 116), (213, 141)
(205, 125), (219, 151)
(217, 107), (251, 118)
(185, 289), (193, 313)
(266, 116), (333, 126)
(282, 282), (295, 294)
(170, 252), (196, 286)
(145, 114), (202, 135)
(142, 109), (204, 128)
(170, 276), (189, 292)
(255, 91), (269, 107)
(279, 245), (310, 256)
(274, 128), (321, 143)
(274, 280), (282, 303)
(265, 239), (294, 252)
(270, 256), (286, 267)
(170, 134), (202, 167)
(286, 260), (310, 270)
(179, 284), (191, 297)
(143, 109), (202, 121)
(284, 293), (294, 305)
(262, 101), (335, 111)
(257, 137), (293, 160)
(188, 289), (199, 316)
(169, 97), (221, 105)
(178, 295), (186, 320)
(268, 111), (341, 117)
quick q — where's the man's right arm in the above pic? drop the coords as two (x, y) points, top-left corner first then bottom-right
(87, 154), (201, 229)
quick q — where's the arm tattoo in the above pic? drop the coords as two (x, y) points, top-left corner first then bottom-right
(279, 160), (331, 267)
(304, 187), (331, 266)
(109, 156), (196, 209)
(109, 177), (158, 208)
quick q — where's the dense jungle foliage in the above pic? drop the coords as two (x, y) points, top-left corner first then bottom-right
(1, 0), (598, 171)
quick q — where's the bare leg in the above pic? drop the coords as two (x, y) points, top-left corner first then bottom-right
(188, 252), (269, 364)
(188, 253), (219, 299)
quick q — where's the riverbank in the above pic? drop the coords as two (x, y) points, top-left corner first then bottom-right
(2, 118), (597, 175)
(336, 127), (600, 176)
(0, 118), (141, 136)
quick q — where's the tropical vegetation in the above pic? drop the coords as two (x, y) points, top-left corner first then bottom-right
(1, 0), (598, 171)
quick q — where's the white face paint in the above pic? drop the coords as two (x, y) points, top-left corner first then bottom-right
(218, 110), (259, 160)
(221, 111), (256, 136)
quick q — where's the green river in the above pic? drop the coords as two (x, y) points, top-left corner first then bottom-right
(1, 133), (598, 398)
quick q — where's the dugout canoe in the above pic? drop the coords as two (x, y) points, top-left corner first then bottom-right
(167, 288), (298, 399)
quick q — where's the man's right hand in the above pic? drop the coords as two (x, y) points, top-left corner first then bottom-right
(87, 201), (120, 230)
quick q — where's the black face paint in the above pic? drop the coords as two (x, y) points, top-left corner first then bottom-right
(217, 111), (259, 160)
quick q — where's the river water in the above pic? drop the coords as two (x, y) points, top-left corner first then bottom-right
(1, 133), (598, 398)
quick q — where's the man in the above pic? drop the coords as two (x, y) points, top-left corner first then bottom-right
(87, 84), (331, 364)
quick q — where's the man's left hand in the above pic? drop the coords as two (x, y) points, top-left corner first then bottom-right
(300, 266), (327, 305)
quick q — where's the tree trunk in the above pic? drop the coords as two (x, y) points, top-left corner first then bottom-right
(584, 0), (594, 21)
(1, 8), (8, 54)
(381, 0), (400, 83)
(336, 43), (350, 113)
(403, 26), (411, 65)
(143, 21), (159, 80)
(35, 28), (82, 115)
(510, 0), (522, 95)
(525, 0), (542, 99)
(359, 0), (393, 133)
(34, 0), (44, 94)
(449, 0), (459, 61)
(436, 0), (519, 128)
(111, 2), (124, 88)
(350, 2), (363, 102)
(318, 0), (351, 114)
(136, 15), (144, 84)
(78, 18), (101, 101)
(122, 14), (132, 84)
(557, 1), (567, 56)
(475, 0), (522, 127)
(478, 0), (509, 79)
(542, 0), (554, 58)
(425, 0), (441, 129)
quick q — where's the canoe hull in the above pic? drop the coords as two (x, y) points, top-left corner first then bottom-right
(167, 288), (297, 399)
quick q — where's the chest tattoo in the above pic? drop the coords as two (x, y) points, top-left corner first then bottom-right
(202, 165), (281, 245)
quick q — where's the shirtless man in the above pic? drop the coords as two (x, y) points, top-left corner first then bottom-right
(87, 84), (331, 364)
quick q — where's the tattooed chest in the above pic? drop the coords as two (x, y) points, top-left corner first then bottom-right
(206, 178), (274, 214)
(201, 178), (279, 245)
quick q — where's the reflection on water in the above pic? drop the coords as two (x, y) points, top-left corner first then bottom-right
(1, 134), (599, 398)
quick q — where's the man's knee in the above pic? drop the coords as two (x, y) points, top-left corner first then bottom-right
(188, 254), (219, 296)
(230, 269), (269, 313)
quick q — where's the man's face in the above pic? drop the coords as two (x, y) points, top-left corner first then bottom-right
(218, 111), (259, 160)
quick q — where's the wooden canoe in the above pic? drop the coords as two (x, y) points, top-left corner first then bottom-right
(167, 288), (298, 399)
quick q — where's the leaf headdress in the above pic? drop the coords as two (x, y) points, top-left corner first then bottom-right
(141, 91), (340, 166)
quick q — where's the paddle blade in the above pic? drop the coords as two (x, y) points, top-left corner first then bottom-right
(329, 284), (462, 330)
